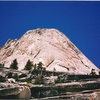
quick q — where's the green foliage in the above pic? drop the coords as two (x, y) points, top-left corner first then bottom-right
(34, 75), (44, 84)
(13, 73), (19, 81)
(24, 60), (33, 70)
(32, 62), (44, 75)
(0, 76), (6, 82)
(6, 72), (19, 81)
(10, 59), (18, 70)
(0, 64), (2, 67)
(33, 64), (37, 70)
(19, 73), (27, 78)
(43, 67), (46, 75)
(0, 63), (4, 68)
(6, 72), (13, 78)
(90, 69), (96, 75)
(37, 62), (43, 70)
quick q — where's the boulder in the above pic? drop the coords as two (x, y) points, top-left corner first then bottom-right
(0, 83), (31, 99)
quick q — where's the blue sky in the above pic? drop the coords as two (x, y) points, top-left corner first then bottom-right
(0, 1), (100, 68)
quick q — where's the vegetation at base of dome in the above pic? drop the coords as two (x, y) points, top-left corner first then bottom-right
(31, 62), (45, 76)
(24, 60), (33, 70)
(90, 69), (96, 75)
(34, 75), (44, 84)
(0, 75), (6, 82)
(6, 72), (13, 78)
(0, 63), (4, 68)
(19, 74), (27, 78)
(10, 59), (18, 70)
(13, 73), (19, 81)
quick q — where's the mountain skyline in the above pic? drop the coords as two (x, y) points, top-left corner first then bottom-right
(0, 1), (100, 68)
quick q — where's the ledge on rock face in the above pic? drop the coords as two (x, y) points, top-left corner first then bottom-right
(4, 39), (18, 49)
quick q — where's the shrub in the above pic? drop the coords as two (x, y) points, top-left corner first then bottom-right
(0, 63), (4, 68)
(34, 75), (44, 84)
(90, 69), (96, 75)
(13, 73), (19, 81)
(6, 72), (13, 78)
(0, 76), (6, 82)
(19, 73), (27, 78)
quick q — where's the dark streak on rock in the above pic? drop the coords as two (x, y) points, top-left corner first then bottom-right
(72, 56), (80, 60)
(59, 64), (70, 70)
(80, 58), (90, 69)
(33, 50), (41, 59)
(67, 41), (80, 55)
(36, 28), (46, 35)
(46, 60), (54, 68)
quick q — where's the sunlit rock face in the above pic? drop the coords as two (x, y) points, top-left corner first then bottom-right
(0, 28), (99, 74)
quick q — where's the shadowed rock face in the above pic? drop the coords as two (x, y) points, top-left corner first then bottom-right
(0, 28), (99, 74)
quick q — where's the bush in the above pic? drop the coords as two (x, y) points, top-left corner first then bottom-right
(0, 63), (4, 68)
(19, 73), (27, 78)
(0, 76), (6, 82)
(90, 69), (96, 75)
(34, 75), (44, 84)
(13, 73), (19, 81)
(6, 72), (13, 78)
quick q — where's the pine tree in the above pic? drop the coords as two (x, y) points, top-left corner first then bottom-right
(37, 62), (43, 70)
(24, 60), (33, 70)
(10, 59), (18, 70)
(37, 62), (43, 75)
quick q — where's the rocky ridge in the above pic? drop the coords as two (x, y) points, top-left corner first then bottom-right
(0, 28), (99, 74)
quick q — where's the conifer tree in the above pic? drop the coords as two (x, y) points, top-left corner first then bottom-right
(37, 62), (43, 70)
(37, 62), (43, 75)
(10, 59), (18, 70)
(24, 60), (33, 70)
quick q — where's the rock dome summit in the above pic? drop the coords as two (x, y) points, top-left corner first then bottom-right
(0, 28), (99, 74)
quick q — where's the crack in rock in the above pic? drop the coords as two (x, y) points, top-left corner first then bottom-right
(59, 64), (70, 70)
(33, 50), (41, 59)
(46, 60), (54, 68)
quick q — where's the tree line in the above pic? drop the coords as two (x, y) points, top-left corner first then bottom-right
(9, 59), (45, 71)
(0, 59), (100, 75)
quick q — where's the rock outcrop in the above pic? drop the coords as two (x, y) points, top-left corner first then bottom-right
(0, 83), (31, 99)
(0, 28), (99, 74)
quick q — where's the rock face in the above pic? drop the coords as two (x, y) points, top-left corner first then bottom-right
(0, 28), (99, 74)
